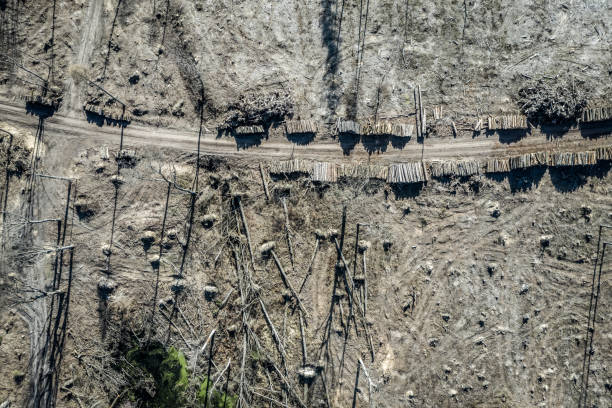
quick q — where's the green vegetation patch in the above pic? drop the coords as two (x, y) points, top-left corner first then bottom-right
(127, 342), (189, 407)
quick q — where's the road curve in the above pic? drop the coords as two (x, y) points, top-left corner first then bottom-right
(1, 99), (611, 165)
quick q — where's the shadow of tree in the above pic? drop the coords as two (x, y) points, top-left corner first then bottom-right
(362, 135), (389, 155)
(338, 133), (360, 155)
(549, 161), (611, 193)
(390, 182), (425, 199)
(287, 132), (316, 146)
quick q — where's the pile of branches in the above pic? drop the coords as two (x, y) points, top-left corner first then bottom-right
(0, 132), (31, 177)
(517, 75), (590, 123)
(220, 90), (294, 129)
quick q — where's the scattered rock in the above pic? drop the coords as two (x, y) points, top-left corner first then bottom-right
(429, 338), (439, 347)
(522, 314), (530, 324)
(441, 314), (451, 322)
(519, 284), (529, 295)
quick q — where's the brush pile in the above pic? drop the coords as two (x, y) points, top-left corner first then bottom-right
(517, 75), (590, 122)
(220, 91), (294, 129)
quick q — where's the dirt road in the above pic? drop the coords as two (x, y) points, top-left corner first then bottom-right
(1, 100), (611, 164)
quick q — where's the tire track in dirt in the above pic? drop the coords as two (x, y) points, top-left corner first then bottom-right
(63, 0), (104, 113)
(2, 100), (611, 165)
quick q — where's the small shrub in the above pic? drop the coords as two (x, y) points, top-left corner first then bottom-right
(197, 376), (238, 408)
(127, 342), (189, 407)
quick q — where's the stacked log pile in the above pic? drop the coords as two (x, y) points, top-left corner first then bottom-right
(338, 163), (388, 180)
(581, 107), (612, 122)
(551, 151), (597, 166)
(361, 121), (414, 138)
(285, 120), (317, 135)
(487, 114), (528, 130)
(268, 159), (311, 175)
(429, 160), (481, 177)
(83, 103), (132, 122)
(486, 158), (511, 173)
(266, 145), (612, 185)
(387, 162), (428, 183)
(311, 162), (337, 183)
(23, 93), (61, 110)
(392, 123), (414, 138)
(596, 146), (612, 160)
(508, 152), (548, 170)
(235, 125), (265, 135)
(336, 119), (361, 135)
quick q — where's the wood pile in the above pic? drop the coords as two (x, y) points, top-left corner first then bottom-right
(581, 107), (612, 122)
(429, 160), (481, 177)
(596, 146), (612, 161)
(234, 125), (265, 135)
(23, 93), (61, 110)
(392, 123), (415, 138)
(487, 114), (528, 130)
(551, 151), (597, 166)
(508, 152), (548, 170)
(338, 163), (388, 180)
(486, 158), (510, 173)
(336, 119), (361, 135)
(311, 162), (337, 183)
(83, 103), (132, 121)
(361, 121), (414, 138)
(268, 159), (311, 175)
(432, 105), (443, 120)
(387, 162), (428, 183)
(285, 120), (317, 135)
